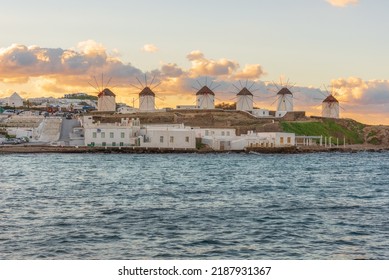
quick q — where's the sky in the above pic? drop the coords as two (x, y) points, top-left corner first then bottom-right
(0, 0), (388, 124)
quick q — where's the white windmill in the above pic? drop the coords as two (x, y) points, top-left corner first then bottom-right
(229, 80), (259, 111)
(89, 74), (116, 112)
(267, 78), (296, 114)
(320, 85), (341, 119)
(193, 78), (219, 109)
(130, 75), (163, 112)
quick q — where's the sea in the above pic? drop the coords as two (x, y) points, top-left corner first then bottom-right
(0, 152), (388, 260)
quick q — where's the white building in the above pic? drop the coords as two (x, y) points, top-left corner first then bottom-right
(322, 95), (339, 119)
(201, 129), (295, 151)
(139, 87), (156, 111)
(117, 105), (137, 114)
(7, 92), (24, 107)
(83, 117), (140, 147)
(139, 124), (196, 149)
(276, 88), (293, 112)
(83, 116), (196, 149)
(252, 109), (270, 117)
(97, 88), (116, 112)
(236, 87), (253, 111)
(196, 86), (215, 109)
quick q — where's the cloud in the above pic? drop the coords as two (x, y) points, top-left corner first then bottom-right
(326, 0), (358, 7)
(141, 44), (159, 53)
(233, 64), (265, 80)
(186, 50), (265, 81)
(160, 63), (184, 78)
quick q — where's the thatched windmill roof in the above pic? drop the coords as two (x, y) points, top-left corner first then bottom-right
(139, 86), (156, 97)
(98, 88), (116, 97)
(196, 86), (215, 96)
(237, 87), (253, 96)
(277, 87), (293, 96)
(323, 94), (339, 103)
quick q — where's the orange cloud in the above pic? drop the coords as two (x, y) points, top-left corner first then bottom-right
(326, 0), (358, 7)
(141, 44), (159, 53)
(233, 64), (265, 80)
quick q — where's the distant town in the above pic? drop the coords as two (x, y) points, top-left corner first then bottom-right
(0, 84), (359, 152)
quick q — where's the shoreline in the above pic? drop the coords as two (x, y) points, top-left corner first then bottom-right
(1, 145), (389, 154)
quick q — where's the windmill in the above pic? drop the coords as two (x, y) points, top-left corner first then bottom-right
(130, 74), (162, 111)
(88, 74), (116, 112)
(229, 80), (260, 111)
(192, 78), (219, 109)
(268, 78), (295, 112)
(320, 85), (341, 119)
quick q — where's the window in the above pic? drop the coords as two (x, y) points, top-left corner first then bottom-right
(92, 132), (97, 138)
(221, 131), (225, 136)
(170, 136), (174, 143)
(227, 131), (230, 136)
(121, 132), (125, 138)
(119, 142), (124, 146)
(280, 137), (284, 144)
(287, 137), (291, 144)
(90, 142), (95, 146)
(205, 130), (209, 136)
(101, 132), (105, 138)
(110, 132), (114, 138)
(160, 136), (164, 143)
(185, 136), (189, 143)
(112, 142), (116, 146)
(102, 142), (106, 146)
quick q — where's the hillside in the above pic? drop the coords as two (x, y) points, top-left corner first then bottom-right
(89, 110), (389, 146)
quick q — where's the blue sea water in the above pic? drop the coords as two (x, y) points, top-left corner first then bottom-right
(0, 152), (388, 259)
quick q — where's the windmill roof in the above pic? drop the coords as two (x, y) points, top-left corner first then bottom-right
(196, 86), (215, 96)
(323, 95), (339, 103)
(139, 87), (155, 97)
(9, 92), (23, 99)
(98, 88), (116, 97)
(237, 87), (253, 96)
(277, 87), (293, 96)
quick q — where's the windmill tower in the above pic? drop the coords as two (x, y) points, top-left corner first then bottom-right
(268, 79), (295, 112)
(236, 87), (253, 111)
(130, 75), (161, 111)
(196, 86), (215, 109)
(322, 94), (339, 118)
(139, 86), (156, 111)
(193, 78), (219, 109)
(89, 74), (116, 112)
(97, 89), (116, 112)
(276, 87), (293, 112)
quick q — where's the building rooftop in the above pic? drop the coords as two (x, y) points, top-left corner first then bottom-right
(323, 94), (339, 103)
(98, 88), (116, 97)
(196, 86), (215, 96)
(237, 87), (253, 96)
(139, 87), (155, 97)
(277, 87), (293, 96)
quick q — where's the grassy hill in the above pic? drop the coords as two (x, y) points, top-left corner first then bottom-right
(281, 118), (366, 144)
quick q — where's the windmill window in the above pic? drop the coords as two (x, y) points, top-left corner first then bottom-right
(121, 132), (125, 138)
(110, 132), (114, 138)
(101, 132), (105, 138)
(92, 132), (97, 138)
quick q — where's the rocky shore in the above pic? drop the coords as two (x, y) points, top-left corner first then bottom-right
(1, 144), (388, 154)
